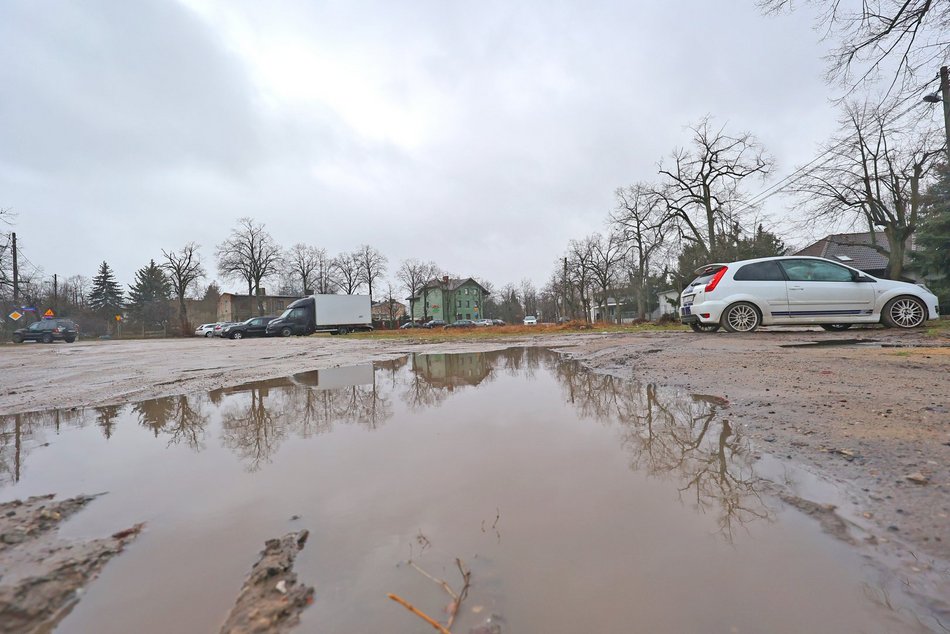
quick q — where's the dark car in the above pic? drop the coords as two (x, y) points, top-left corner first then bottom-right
(221, 316), (277, 339)
(444, 319), (476, 329)
(491, 319), (506, 326)
(399, 322), (421, 329)
(421, 319), (446, 329)
(12, 319), (79, 344)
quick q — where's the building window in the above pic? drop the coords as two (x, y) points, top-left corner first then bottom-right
(466, 300), (470, 308)
(466, 313), (471, 319)
(457, 299), (462, 307)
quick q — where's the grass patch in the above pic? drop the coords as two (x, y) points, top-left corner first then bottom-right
(351, 321), (686, 341)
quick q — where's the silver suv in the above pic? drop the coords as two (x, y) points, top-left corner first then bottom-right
(680, 256), (940, 333)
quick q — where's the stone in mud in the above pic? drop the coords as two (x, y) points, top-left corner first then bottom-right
(905, 472), (930, 485)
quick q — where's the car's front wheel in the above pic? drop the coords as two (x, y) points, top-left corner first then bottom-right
(64, 337), (76, 343)
(41, 333), (54, 344)
(721, 302), (761, 333)
(205, 331), (213, 337)
(12, 334), (23, 343)
(820, 324), (852, 332)
(280, 327), (292, 337)
(881, 296), (927, 329)
(689, 322), (720, 333)
(231, 331), (243, 339)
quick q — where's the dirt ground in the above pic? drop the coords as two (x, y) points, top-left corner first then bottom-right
(2, 325), (949, 627)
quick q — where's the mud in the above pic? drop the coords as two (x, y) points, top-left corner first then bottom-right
(0, 494), (142, 633)
(220, 530), (314, 634)
(1, 327), (949, 631)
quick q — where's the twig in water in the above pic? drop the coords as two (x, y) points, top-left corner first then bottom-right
(387, 593), (451, 634)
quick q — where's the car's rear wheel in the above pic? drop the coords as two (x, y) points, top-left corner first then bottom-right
(41, 333), (54, 343)
(722, 302), (761, 333)
(64, 337), (76, 343)
(280, 327), (293, 337)
(231, 332), (243, 339)
(881, 296), (927, 329)
(689, 323), (720, 333)
(820, 324), (852, 331)
(338, 327), (349, 335)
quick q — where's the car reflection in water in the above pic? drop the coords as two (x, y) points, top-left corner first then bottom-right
(0, 349), (766, 538)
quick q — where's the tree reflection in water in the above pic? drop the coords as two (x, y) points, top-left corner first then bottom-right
(1, 350), (770, 536)
(554, 357), (771, 539)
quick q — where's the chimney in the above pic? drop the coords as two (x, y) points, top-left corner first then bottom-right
(442, 275), (449, 284)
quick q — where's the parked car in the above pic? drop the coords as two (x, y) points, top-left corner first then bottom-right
(474, 319), (493, 326)
(213, 322), (238, 337)
(680, 255), (941, 333)
(12, 319), (79, 344)
(523, 315), (538, 325)
(194, 323), (219, 337)
(399, 322), (421, 329)
(444, 319), (476, 329)
(491, 319), (506, 326)
(222, 316), (277, 339)
(422, 319), (446, 329)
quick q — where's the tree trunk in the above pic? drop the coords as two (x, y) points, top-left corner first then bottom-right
(178, 297), (189, 335)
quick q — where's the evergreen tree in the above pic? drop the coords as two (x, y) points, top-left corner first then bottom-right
(912, 163), (950, 309)
(127, 259), (172, 328)
(88, 261), (125, 315)
(673, 224), (787, 289)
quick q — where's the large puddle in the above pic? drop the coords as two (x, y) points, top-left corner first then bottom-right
(0, 348), (931, 632)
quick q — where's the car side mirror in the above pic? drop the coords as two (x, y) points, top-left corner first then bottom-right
(852, 272), (874, 283)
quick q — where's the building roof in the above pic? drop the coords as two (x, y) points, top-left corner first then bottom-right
(219, 292), (301, 301)
(792, 232), (916, 272)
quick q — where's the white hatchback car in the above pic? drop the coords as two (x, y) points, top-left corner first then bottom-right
(523, 315), (538, 325)
(680, 256), (940, 333)
(194, 323), (220, 337)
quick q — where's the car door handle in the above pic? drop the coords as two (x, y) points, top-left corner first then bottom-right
(788, 286), (805, 291)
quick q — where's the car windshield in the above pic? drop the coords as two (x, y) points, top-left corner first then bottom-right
(277, 309), (292, 319)
(688, 266), (724, 287)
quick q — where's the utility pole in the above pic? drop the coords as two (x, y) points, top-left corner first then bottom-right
(941, 66), (950, 162)
(11, 232), (18, 303)
(53, 274), (58, 312)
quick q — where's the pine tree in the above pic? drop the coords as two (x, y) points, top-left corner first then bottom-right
(127, 259), (172, 328)
(88, 261), (125, 314)
(912, 163), (950, 308)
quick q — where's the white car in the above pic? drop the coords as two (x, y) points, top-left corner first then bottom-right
(474, 319), (493, 326)
(523, 315), (538, 325)
(680, 256), (940, 333)
(194, 323), (220, 337)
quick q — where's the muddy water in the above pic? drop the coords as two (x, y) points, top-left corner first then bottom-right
(0, 348), (930, 633)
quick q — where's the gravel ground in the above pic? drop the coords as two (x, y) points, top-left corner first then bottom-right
(2, 326), (949, 626)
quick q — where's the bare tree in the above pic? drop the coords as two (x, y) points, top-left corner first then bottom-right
(760, 0), (950, 94)
(312, 248), (338, 294)
(791, 100), (942, 278)
(587, 231), (628, 323)
(285, 243), (320, 294)
(396, 258), (440, 320)
(566, 237), (596, 322)
(333, 251), (363, 295)
(215, 218), (282, 314)
(656, 117), (773, 256)
(163, 242), (206, 334)
(354, 244), (387, 303)
(611, 184), (670, 319)
(520, 279), (538, 317)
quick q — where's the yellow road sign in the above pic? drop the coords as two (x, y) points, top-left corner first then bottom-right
(44, 309), (55, 318)
(8, 311), (22, 321)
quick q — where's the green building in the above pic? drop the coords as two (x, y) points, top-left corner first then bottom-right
(408, 276), (490, 323)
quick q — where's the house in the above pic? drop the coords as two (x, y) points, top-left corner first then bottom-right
(408, 277), (489, 324)
(411, 352), (493, 389)
(651, 289), (680, 320)
(793, 232), (920, 281)
(371, 299), (407, 326)
(217, 291), (300, 322)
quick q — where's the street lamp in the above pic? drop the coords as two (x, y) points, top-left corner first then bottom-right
(922, 66), (950, 161)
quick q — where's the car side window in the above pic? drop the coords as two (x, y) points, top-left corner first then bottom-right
(29, 322), (43, 331)
(780, 260), (854, 282)
(734, 261), (785, 281)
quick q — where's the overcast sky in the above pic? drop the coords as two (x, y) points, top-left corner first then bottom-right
(2, 0), (847, 295)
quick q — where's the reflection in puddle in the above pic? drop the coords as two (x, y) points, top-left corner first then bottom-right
(0, 349), (932, 633)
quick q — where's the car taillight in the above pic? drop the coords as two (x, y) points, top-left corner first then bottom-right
(705, 267), (728, 292)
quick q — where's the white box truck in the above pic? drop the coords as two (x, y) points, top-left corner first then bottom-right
(265, 294), (373, 336)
